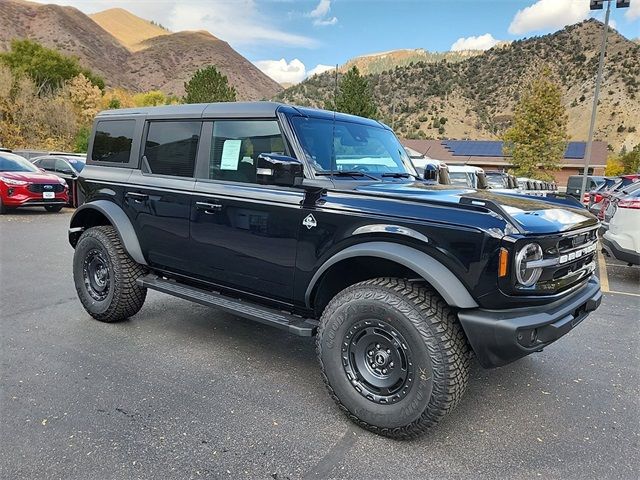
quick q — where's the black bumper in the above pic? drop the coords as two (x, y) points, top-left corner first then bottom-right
(458, 277), (602, 368)
(601, 236), (640, 265)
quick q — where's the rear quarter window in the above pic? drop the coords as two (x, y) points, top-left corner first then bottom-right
(92, 120), (135, 163)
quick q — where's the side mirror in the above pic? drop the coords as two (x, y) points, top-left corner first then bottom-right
(39, 167), (46, 173)
(256, 153), (304, 187)
(423, 163), (439, 182)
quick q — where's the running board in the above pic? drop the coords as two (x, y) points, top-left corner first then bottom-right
(137, 275), (317, 336)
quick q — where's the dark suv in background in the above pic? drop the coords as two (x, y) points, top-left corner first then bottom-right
(68, 102), (602, 439)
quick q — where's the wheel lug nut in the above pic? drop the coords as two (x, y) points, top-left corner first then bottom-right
(382, 369), (387, 374)
(368, 350), (373, 356)
(390, 362), (394, 367)
(386, 349), (391, 354)
(376, 344), (380, 349)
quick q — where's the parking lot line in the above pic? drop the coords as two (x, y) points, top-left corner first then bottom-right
(597, 247), (610, 293)
(607, 289), (640, 298)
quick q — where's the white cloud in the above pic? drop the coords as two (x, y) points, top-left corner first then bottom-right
(254, 59), (334, 84)
(30, 0), (318, 48)
(450, 33), (499, 51)
(254, 58), (307, 84)
(306, 0), (338, 27)
(626, 2), (640, 21)
(308, 64), (334, 77)
(508, 0), (589, 35)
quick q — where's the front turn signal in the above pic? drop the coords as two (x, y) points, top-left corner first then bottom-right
(498, 248), (509, 278)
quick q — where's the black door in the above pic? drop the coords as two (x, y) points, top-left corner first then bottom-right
(190, 119), (303, 304)
(123, 120), (201, 274)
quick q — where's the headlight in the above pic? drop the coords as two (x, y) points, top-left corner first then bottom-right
(515, 243), (543, 287)
(0, 176), (28, 186)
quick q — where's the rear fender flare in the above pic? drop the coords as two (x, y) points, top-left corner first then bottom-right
(305, 241), (478, 309)
(69, 200), (147, 265)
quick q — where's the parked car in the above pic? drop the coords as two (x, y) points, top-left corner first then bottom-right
(485, 171), (517, 190)
(566, 175), (605, 201)
(597, 179), (640, 230)
(32, 155), (86, 206)
(0, 152), (69, 213)
(587, 177), (617, 210)
(602, 186), (640, 265)
(447, 165), (488, 189)
(69, 102), (601, 439)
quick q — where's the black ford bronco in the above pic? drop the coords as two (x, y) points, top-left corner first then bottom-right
(69, 102), (602, 439)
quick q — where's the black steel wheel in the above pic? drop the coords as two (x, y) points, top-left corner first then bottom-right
(73, 226), (147, 322)
(317, 277), (470, 439)
(342, 320), (416, 405)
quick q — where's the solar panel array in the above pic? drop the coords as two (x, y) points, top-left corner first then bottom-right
(442, 140), (587, 159)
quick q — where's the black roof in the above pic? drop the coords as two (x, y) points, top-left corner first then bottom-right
(96, 101), (388, 129)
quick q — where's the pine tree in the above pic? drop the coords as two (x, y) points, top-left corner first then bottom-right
(183, 66), (237, 104)
(503, 69), (568, 179)
(329, 66), (378, 119)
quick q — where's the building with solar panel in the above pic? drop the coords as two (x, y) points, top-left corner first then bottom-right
(401, 139), (608, 189)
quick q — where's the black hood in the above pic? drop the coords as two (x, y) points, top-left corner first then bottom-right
(354, 182), (598, 234)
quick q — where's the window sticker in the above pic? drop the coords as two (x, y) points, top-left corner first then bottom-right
(220, 139), (242, 170)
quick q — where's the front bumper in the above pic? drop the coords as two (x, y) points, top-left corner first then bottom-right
(458, 276), (602, 368)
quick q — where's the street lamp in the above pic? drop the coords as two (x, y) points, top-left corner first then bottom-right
(580, 0), (631, 201)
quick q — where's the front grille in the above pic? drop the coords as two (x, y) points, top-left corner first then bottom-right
(27, 183), (64, 193)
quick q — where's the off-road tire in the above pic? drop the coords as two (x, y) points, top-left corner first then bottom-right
(73, 226), (147, 322)
(45, 205), (63, 212)
(316, 277), (470, 439)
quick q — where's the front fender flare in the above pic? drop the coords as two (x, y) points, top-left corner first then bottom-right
(305, 241), (478, 309)
(69, 200), (147, 265)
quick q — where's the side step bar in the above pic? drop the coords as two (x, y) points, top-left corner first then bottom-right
(137, 275), (318, 337)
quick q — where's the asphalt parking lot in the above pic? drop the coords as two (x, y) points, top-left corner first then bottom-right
(1, 209), (638, 480)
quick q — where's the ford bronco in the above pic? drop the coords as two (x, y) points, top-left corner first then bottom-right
(69, 102), (602, 439)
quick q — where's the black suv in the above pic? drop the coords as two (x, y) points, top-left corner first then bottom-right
(69, 102), (602, 439)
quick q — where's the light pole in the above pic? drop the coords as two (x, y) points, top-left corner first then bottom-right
(580, 0), (630, 202)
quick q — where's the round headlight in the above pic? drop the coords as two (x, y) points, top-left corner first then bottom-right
(515, 243), (543, 287)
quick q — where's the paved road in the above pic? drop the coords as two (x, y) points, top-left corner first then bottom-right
(1, 209), (638, 480)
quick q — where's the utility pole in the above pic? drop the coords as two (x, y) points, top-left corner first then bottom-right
(580, 0), (631, 201)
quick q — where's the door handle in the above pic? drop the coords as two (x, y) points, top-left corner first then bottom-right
(125, 192), (149, 203)
(195, 201), (222, 213)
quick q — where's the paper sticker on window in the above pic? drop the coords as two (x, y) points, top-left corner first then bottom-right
(220, 139), (242, 170)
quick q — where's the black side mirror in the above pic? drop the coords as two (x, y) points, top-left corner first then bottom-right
(256, 153), (304, 187)
(423, 163), (439, 182)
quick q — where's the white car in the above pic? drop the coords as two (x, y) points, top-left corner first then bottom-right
(448, 165), (488, 189)
(602, 186), (640, 265)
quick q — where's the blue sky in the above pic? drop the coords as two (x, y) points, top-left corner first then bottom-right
(34, 0), (640, 83)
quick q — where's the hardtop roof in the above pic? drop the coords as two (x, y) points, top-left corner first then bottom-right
(95, 101), (388, 129)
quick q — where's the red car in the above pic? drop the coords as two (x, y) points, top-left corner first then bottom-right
(0, 152), (69, 214)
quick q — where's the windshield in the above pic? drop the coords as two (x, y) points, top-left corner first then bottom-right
(486, 174), (506, 188)
(0, 153), (40, 172)
(449, 172), (472, 187)
(290, 116), (417, 178)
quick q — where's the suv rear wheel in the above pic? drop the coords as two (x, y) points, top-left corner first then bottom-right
(73, 226), (147, 322)
(316, 277), (470, 439)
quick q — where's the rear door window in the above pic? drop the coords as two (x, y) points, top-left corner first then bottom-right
(92, 120), (135, 163)
(144, 121), (201, 177)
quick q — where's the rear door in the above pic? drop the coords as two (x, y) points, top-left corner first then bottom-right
(189, 119), (304, 305)
(124, 120), (200, 274)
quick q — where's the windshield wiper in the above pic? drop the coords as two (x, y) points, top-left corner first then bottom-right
(381, 172), (419, 180)
(316, 170), (379, 181)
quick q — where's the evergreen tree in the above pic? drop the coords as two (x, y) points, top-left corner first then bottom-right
(503, 69), (568, 179)
(329, 66), (378, 119)
(183, 66), (237, 104)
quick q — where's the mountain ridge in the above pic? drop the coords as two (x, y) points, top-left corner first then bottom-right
(277, 20), (640, 150)
(0, 0), (282, 100)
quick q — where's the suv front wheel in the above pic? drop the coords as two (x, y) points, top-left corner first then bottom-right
(73, 226), (147, 322)
(316, 277), (470, 439)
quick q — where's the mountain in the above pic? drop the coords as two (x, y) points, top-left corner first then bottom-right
(276, 20), (640, 150)
(89, 8), (170, 52)
(341, 48), (483, 75)
(0, 0), (282, 100)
